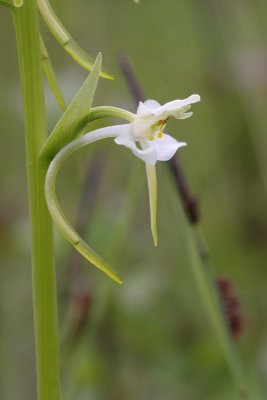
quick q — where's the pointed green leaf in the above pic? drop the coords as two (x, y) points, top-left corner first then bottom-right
(40, 35), (67, 112)
(145, 163), (158, 246)
(40, 53), (102, 161)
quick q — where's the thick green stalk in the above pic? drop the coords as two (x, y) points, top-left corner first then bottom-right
(13, 2), (61, 400)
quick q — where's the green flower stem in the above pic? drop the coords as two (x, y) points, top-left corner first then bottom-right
(45, 127), (126, 284)
(89, 106), (135, 122)
(12, 2), (61, 400)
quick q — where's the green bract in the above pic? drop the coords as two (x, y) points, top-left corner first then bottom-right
(40, 53), (102, 161)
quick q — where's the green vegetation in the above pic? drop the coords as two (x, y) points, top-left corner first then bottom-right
(0, 1), (266, 399)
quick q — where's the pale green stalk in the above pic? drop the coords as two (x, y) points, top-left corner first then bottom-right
(89, 106), (135, 122)
(12, 2), (61, 399)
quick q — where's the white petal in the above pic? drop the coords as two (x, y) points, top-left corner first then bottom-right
(114, 127), (157, 164)
(136, 101), (150, 117)
(162, 94), (200, 112)
(131, 116), (154, 137)
(136, 99), (161, 117)
(147, 94), (200, 119)
(143, 99), (161, 109)
(149, 133), (187, 161)
(114, 125), (133, 145)
(174, 111), (193, 119)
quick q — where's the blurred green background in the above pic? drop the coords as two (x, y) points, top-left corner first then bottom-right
(1, 0), (267, 399)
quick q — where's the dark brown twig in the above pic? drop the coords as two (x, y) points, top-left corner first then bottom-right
(168, 157), (199, 224)
(118, 52), (145, 105)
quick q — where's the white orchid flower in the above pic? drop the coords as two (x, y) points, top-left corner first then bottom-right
(114, 94), (200, 165)
(114, 94), (200, 245)
(45, 95), (200, 283)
